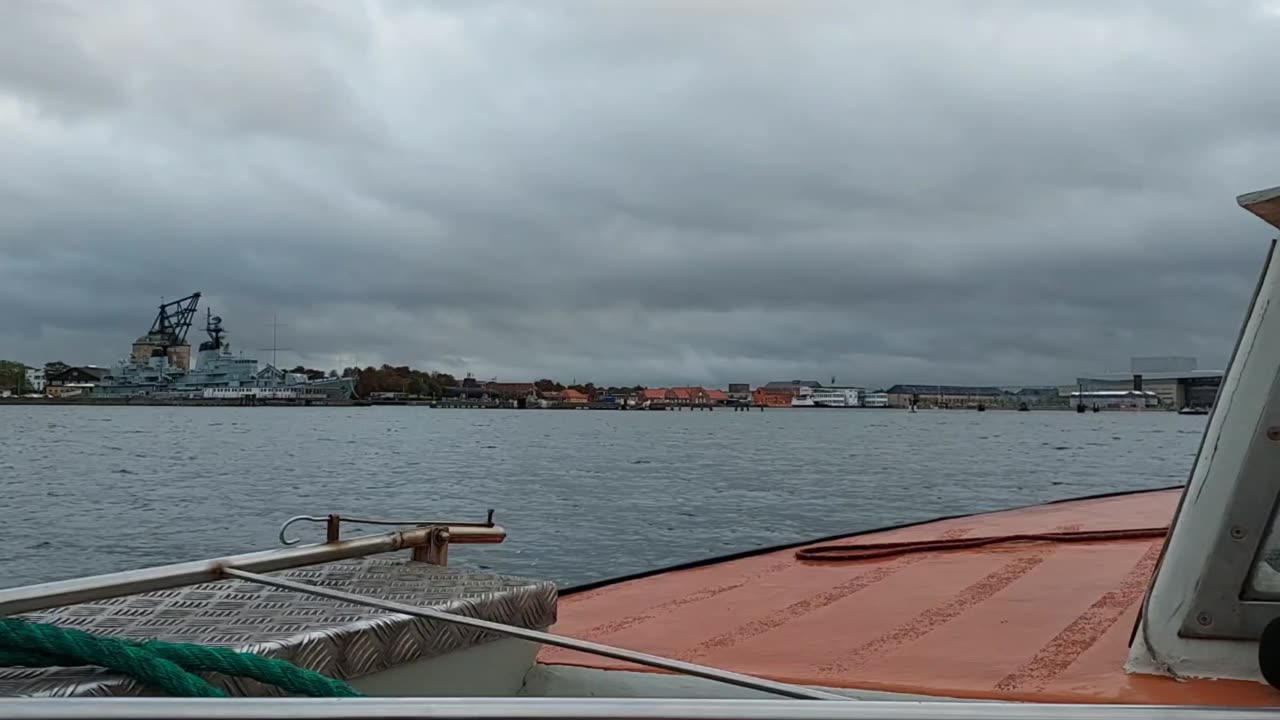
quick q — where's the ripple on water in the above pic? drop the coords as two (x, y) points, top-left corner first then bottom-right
(0, 407), (1205, 588)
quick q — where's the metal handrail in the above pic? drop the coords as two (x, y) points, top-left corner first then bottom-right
(278, 511), (497, 546)
(0, 524), (505, 617)
(3, 698), (1280, 720)
(0, 525), (841, 700)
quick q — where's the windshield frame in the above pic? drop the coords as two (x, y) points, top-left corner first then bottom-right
(1128, 186), (1280, 680)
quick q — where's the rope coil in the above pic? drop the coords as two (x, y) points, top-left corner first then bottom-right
(0, 618), (362, 697)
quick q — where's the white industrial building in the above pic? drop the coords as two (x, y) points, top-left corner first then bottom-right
(23, 366), (45, 394)
(1059, 357), (1223, 410)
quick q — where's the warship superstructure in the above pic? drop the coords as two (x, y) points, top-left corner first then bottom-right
(98, 293), (355, 401)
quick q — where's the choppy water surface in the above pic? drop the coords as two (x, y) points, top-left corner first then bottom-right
(0, 407), (1203, 588)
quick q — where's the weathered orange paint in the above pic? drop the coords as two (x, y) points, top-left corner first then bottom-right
(540, 489), (1280, 705)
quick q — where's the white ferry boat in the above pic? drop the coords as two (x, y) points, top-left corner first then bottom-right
(812, 387), (862, 407)
(791, 386), (863, 407)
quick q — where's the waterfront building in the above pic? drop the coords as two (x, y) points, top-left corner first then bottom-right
(24, 366), (45, 394)
(1065, 357), (1223, 409)
(485, 382), (539, 406)
(752, 387), (795, 407)
(761, 380), (823, 393)
(669, 387), (710, 405)
(1068, 390), (1160, 409)
(863, 391), (890, 408)
(45, 366), (110, 398)
(884, 384), (1004, 409)
(665, 388), (691, 405)
(543, 388), (589, 406)
(636, 388), (667, 408)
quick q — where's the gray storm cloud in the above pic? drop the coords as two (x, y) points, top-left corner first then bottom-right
(2, 0), (1279, 388)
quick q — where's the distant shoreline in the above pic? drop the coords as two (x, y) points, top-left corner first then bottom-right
(0, 398), (1179, 412)
(0, 397), (364, 407)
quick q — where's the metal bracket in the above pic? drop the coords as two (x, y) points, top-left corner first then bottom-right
(411, 527), (452, 565)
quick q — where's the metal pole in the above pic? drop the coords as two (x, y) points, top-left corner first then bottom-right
(2, 698), (1278, 720)
(223, 568), (847, 702)
(0, 525), (504, 617)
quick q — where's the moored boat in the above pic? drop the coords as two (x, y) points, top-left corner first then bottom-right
(790, 387), (864, 408)
(811, 387), (864, 408)
(6, 183), (1280, 716)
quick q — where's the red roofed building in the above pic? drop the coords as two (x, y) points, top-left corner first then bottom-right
(671, 387), (711, 405)
(637, 388), (667, 407)
(560, 388), (589, 405)
(543, 388), (590, 405)
(666, 387), (692, 405)
(705, 389), (729, 405)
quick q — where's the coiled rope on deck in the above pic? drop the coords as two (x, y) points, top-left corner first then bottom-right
(795, 526), (1170, 563)
(0, 618), (362, 697)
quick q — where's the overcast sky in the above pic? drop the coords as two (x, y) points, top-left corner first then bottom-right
(2, 1), (1279, 388)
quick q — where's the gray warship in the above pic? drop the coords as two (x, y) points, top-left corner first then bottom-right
(97, 292), (355, 402)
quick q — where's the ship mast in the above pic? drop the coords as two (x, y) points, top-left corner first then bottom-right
(257, 314), (293, 371)
(200, 308), (226, 352)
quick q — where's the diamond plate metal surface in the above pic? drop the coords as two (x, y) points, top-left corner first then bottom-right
(0, 558), (557, 698)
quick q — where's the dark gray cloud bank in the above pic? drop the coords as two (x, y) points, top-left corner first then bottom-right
(3, 0), (1280, 388)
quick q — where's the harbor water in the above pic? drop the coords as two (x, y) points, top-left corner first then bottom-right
(0, 407), (1204, 589)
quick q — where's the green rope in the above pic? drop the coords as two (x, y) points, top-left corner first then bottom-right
(0, 618), (362, 698)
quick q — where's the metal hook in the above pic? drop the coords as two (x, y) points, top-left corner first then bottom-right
(278, 515), (328, 546)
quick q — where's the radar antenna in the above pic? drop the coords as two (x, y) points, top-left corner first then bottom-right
(199, 308), (226, 352)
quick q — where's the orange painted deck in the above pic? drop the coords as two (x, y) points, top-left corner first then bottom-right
(541, 489), (1280, 705)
